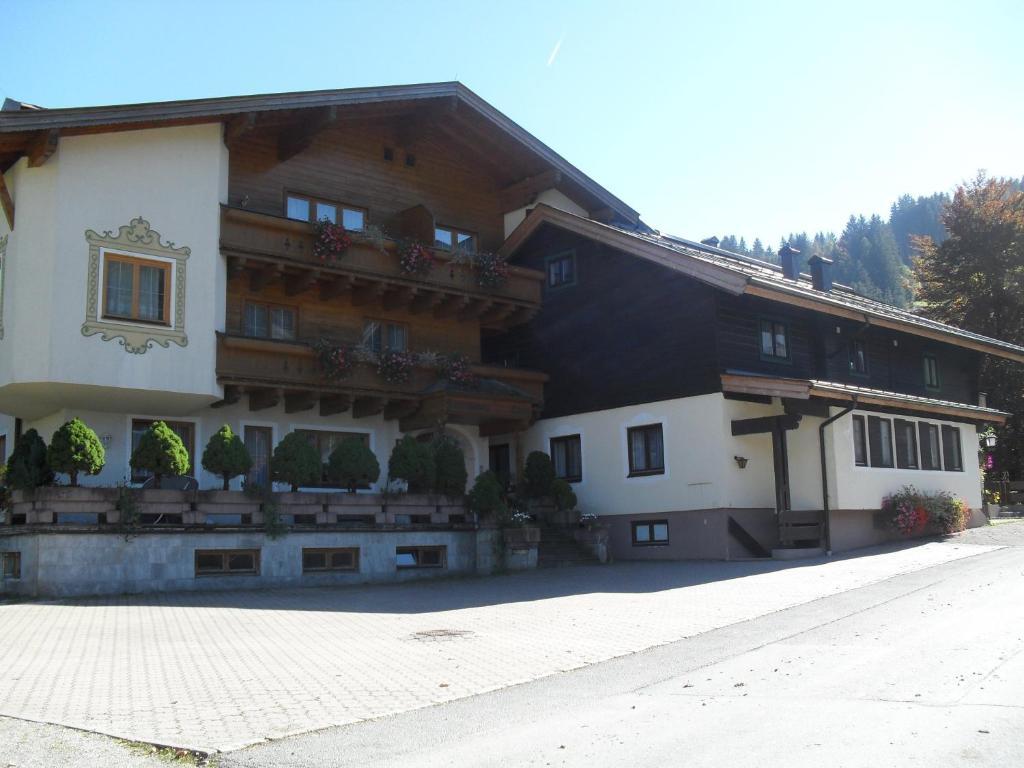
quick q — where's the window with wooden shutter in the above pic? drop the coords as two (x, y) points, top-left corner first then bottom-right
(941, 425), (963, 471)
(867, 416), (894, 468)
(919, 423), (942, 470)
(894, 419), (919, 469)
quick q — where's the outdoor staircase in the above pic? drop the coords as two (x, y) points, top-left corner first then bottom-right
(538, 526), (600, 567)
(773, 509), (826, 559)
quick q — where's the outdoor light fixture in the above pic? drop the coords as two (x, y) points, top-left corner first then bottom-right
(985, 433), (997, 449)
(734, 455), (748, 469)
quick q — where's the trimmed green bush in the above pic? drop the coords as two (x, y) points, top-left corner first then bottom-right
(201, 425), (253, 490)
(271, 432), (322, 492)
(433, 437), (467, 497)
(47, 418), (105, 487)
(522, 451), (555, 499)
(551, 478), (577, 512)
(130, 421), (189, 488)
(388, 435), (436, 494)
(467, 470), (506, 519)
(328, 438), (380, 492)
(6, 429), (53, 491)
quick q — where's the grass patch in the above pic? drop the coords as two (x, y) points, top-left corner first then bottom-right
(117, 739), (216, 766)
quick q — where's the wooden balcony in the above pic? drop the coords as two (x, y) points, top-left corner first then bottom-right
(220, 206), (543, 329)
(215, 333), (547, 436)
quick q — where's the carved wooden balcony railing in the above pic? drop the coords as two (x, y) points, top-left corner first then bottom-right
(220, 206), (542, 329)
(215, 333), (547, 436)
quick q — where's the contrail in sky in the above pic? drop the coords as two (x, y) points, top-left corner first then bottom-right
(547, 35), (563, 66)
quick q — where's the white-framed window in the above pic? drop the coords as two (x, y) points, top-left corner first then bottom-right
(286, 193), (366, 231)
(632, 520), (669, 546)
(852, 412), (967, 473)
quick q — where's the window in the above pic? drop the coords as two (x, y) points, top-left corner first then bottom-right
(849, 339), (868, 375)
(550, 435), (582, 482)
(131, 420), (195, 484)
(302, 548), (359, 572)
(852, 415), (868, 466)
(867, 416), (894, 468)
(919, 422), (942, 470)
(1, 552), (20, 580)
(546, 251), (576, 288)
(194, 549), (259, 576)
(433, 226), (476, 253)
(296, 429), (370, 485)
(103, 253), (171, 325)
(632, 521), (669, 546)
(941, 425), (963, 471)
(759, 319), (790, 361)
(396, 546), (446, 569)
(894, 419), (919, 469)
(243, 302), (297, 341)
(489, 443), (511, 488)
(923, 354), (940, 390)
(361, 320), (408, 354)
(627, 424), (665, 476)
(285, 193), (366, 231)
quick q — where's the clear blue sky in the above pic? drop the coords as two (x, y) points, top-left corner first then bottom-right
(4, 0), (1021, 244)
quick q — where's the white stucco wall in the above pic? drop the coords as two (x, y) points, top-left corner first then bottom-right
(24, 403), (488, 493)
(0, 124), (228, 421)
(503, 188), (589, 238)
(514, 394), (984, 518)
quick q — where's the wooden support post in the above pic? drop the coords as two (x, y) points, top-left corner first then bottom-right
(352, 397), (386, 418)
(223, 112), (257, 148)
(283, 391), (317, 413)
(211, 384), (241, 408)
(248, 388), (281, 412)
(249, 264), (282, 292)
(351, 282), (386, 307)
(319, 394), (351, 417)
(27, 129), (59, 167)
(434, 295), (469, 319)
(319, 275), (353, 301)
(284, 270), (320, 296)
(383, 400), (420, 421)
(409, 290), (444, 315)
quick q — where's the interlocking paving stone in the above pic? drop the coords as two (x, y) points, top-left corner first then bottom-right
(0, 539), (1000, 752)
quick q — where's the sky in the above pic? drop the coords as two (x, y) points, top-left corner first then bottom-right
(4, 0), (1022, 244)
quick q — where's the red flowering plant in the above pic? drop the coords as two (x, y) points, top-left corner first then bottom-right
(377, 349), (417, 385)
(398, 240), (436, 276)
(473, 251), (510, 289)
(440, 352), (477, 387)
(313, 338), (354, 381)
(312, 219), (352, 264)
(882, 485), (969, 537)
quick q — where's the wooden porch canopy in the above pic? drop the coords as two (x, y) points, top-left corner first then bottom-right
(721, 372), (1009, 424)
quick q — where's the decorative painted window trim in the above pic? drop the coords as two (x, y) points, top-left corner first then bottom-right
(82, 217), (189, 354)
(0, 234), (7, 340)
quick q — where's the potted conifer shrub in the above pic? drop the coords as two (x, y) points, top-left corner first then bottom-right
(47, 418), (105, 487)
(388, 435), (436, 494)
(327, 438), (380, 492)
(271, 432), (321, 492)
(130, 421), (190, 489)
(433, 437), (467, 497)
(201, 425), (253, 491)
(6, 428), (55, 492)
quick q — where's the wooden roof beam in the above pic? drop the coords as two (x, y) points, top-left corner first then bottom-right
(350, 281), (387, 307)
(0, 171), (13, 230)
(383, 400), (420, 421)
(319, 394), (351, 417)
(284, 390), (317, 414)
(434, 295), (469, 320)
(409, 289), (444, 315)
(381, 286), (416, 311)
(319, 274), (354, 301)
(248, 388), (281, 412)
(27, 129), (59, 167)
(458, 298), (493, 322)
(278, 106), (337, 162)
(499, 169), (561, 212)
(284, 269), (320, 296)
(352, 396), (386, 419)
(223, 112), (257, 148)
(250, 263), (283, 292)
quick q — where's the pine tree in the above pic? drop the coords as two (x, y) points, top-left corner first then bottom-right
(130, 421), (189, 489)
(201, 425), (252, 491)
(48, 418), (105, 486)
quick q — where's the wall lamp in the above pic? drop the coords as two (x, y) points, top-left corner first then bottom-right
(734, 455), (748, 469)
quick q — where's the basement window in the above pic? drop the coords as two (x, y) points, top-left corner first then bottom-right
(632, 521), (669, 546)
(396, 546), (446, 569)
(1, 552), (20, 580)
(302, 548), (359, 572)
(194, 549), (260, 576)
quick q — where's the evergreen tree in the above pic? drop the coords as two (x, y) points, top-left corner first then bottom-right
(48, 418), (105, 486)
(433, 437), (468, 497)
(6, 429), (53, 491)
(201, 425), (252, 491)
(388, 435), (436, 494)
(327, 438), (380, 493)
(271, 432), (321, 492)
(130, 421), (189, 489)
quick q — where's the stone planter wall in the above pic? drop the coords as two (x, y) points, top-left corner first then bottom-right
(574, 524), (611, 563)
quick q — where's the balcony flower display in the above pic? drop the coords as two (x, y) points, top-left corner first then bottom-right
(474, 251), (510, 289)
(398, 239), (436, 276)
(440, 352), (477, 386)
(312, 219), (352, 263)
(313, 338), (354, 381)
(378, 349), (417, 385)
(881, 485), (968, 536)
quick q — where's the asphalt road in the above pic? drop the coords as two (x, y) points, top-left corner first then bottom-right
(223, 525), (1024, 768)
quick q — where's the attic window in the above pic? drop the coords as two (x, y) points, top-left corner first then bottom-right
(404, 152), (416, 167)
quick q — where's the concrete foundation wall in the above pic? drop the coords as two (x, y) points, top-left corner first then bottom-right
(0, 529), (494, 598)
(603, 507), (778, 561)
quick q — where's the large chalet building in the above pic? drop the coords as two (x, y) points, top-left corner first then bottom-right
(0, 82), (1019, 584)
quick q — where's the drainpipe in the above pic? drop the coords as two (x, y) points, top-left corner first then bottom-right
(819, 397), (857, 555)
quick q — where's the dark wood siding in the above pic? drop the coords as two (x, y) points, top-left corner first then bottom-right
(484, 225), (720, 418)
(716, 294), (817, 379)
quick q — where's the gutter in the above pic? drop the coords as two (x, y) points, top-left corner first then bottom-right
(819, 397), (857, 554)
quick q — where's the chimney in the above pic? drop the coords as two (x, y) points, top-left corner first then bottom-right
(809, 254), (833, 292)
(779, 244), (799, 280)
(700, 236), (720, 248)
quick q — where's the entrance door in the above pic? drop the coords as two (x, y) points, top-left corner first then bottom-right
(244, 426), (273, 489)
(771, 424), (791, 513)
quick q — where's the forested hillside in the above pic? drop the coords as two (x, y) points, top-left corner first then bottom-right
(714, 178), (1022, 307)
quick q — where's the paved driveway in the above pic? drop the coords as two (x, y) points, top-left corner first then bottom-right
(0, 537), (1003, 753)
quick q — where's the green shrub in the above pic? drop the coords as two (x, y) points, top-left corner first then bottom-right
(522, 451), (555, 499)
(882, 485), (969, 536)
(388, 435), (436, 493)
(467, 470), (506, 520)
(47, 418), (105, 487)
(130, 421), (189, 489)
(433, 437), (467, 497)
(271, 432), (321, 492)
(201, 424), (253, 490)
(551, 478), (577, 512)
(6, 429), (53, 491)
(328, 438), (380, 492)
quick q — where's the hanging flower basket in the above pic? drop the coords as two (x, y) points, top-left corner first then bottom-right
(474, 251), (510, 289)
(378, 349), (417, 385)
(313, 338), (354, 381)
(398, 240), (436, 276)
(312, 219), (352, 263)
(441, 352), (477, 387)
